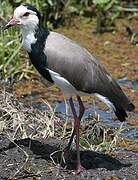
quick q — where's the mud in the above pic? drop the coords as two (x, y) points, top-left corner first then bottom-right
(0, 135), (137, 180)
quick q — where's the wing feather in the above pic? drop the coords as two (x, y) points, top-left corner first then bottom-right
(44, 32), (133, 111)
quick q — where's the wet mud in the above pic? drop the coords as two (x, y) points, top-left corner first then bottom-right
(0, 135), (137, 180)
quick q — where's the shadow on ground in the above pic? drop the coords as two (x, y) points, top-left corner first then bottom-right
(0, 136), (131, 171)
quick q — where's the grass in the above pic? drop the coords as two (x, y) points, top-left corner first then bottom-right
(0, 1), (42, 81)
(0, 87), (123, 152)
(0, 89), (58, 139)
(0, 26), (35, 80)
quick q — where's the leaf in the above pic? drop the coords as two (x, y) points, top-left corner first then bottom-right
(46, 0), (54, 6)
(93, 0), (110, 5)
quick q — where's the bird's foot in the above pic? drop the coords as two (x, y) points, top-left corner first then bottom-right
(75, 164), (85, 175)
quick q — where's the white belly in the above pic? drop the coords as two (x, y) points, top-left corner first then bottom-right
(48, 69), (78, 97)
(48, 69), (115, 111)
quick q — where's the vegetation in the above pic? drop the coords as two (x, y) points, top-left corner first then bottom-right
(0, 90), (122, 154)
(0, 0), (138, 80)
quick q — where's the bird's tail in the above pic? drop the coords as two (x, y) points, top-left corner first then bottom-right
(96, 94), (135, 122)
(114, 103), (135, 122)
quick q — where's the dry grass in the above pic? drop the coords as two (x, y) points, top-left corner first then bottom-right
(0, 88), (124, 152)
(0, 89), (60, 140)
(0, 89), (63, 179)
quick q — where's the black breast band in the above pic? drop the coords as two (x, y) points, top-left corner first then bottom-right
(28, 28), (54, 83)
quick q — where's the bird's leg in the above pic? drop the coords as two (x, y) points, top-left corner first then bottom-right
(75, 96), (85, 173)
(77, 96), (85, 120)
(64, 96), (85, 153)
(67, 97), (85, 174)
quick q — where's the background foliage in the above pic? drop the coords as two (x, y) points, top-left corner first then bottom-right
(0, 0), (138, 80)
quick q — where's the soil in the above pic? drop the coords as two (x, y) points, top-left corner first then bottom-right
(0, 135), (137, 180)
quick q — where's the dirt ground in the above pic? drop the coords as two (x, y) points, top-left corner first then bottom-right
(0, 134), (138, 180)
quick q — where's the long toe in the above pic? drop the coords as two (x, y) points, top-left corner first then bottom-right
(75, 164), (86, 175)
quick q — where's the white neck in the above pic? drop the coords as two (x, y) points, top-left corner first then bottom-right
(22, 28), (37, 52)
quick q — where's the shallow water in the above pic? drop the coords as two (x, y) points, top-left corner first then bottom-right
(117, 78), (138, 91)
(56, 101), (138, 140)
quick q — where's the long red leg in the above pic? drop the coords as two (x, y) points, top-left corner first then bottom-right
(64, 96), (85, 152)
(77, 96), (85, 120)
(68, 96), (85, 174)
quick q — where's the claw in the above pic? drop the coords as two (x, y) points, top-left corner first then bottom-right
(75, 164), (86, 175)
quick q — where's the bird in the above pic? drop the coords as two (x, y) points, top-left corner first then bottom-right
(4, 4), (135, 174)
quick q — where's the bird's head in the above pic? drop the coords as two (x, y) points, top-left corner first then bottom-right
(4, 4), (41, 31)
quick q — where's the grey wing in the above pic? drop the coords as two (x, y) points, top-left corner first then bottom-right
(44, 32), (132, 110)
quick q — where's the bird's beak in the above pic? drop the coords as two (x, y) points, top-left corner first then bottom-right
(4, 17), (20, 30)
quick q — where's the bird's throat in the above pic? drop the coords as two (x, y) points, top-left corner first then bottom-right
(22, 30), (37, 52)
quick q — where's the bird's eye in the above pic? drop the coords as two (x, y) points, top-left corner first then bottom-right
(23, 12), (30, 17)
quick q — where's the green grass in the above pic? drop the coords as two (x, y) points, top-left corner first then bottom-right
(0, 1), (25, 80)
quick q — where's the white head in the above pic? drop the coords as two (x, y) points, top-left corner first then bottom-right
(5, 4), (41, 32)
(5, 4), (42, 52)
